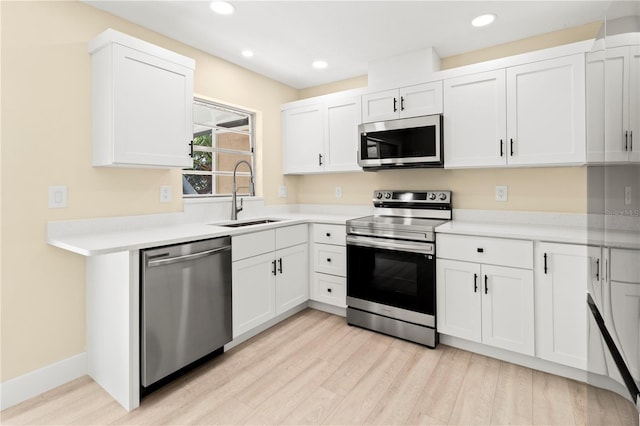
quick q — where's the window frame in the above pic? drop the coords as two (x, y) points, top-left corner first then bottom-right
(183, 98), (256, 198)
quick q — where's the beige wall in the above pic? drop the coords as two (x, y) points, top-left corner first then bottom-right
(296, 21), (600, 213)
(0, 1), (297, 381)
(298, 167), (587, 213)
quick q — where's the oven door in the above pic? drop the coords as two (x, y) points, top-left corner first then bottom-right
(346, 235), (436, 323)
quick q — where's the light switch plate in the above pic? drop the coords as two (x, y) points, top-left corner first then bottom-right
(625, 186), (632, 205)
(48, 186), (68, 208)
(278, 185), (288, 198)
(160, 185), (172, 203)
(495, 185), (508, 202)
(335, 186), (343, 198)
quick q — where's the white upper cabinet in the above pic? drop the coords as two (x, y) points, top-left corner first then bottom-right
(89, 29), (195, 168)
(362, 81), (443, 123)
(282, 104), (325, 174)
(324, 96), (362, 172)
(282, 93), (362, 175)
(586, 50), (606, 162)
(506, 54), (586, 166)
(444, 54), (586, 168)
(599, 45), (640, 163)
(444, 70), (507, 168)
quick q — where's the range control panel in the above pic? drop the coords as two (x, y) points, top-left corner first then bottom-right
(373, 190), (451, 204)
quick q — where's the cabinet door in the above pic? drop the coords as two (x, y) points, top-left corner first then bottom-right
(311, 273), (346, 307)
(324, 96), (362, 172)
(232, 252), (276, 338)
(282, 104), (324, 174)
(536, 242), (589, 370)
(443, 70), (507, 168)
(111, 44), (193, 168)
(629, 46), (640, 163)
(362, 89), (399, 122)
(586, 50), (606, 163)
(275, 244), (309, 315)
(506, 54), (586, 166)
(436, 259), (482, 342)
(608, 248), (640, 382)
(481, 265), (534, 356)
(608, 281), (640, 383)
(399, 81), (443, 118)
(604, 46), (630, 162)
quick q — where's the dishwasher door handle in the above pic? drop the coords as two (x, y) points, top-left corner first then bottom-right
(147, 245), (231, 267)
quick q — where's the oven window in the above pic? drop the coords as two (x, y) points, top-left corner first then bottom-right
(347, 244), (435, 315)
(360, 126), (437, 160)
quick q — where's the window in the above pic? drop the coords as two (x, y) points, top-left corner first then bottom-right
(183, 99), (255, 197)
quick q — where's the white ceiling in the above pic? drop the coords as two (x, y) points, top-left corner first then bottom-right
(85, 1), (633, 89)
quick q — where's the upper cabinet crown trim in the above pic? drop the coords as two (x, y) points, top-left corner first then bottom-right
(89, 28), (196, 70)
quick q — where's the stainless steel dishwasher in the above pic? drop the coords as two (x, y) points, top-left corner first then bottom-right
(140, 237), (232, 390)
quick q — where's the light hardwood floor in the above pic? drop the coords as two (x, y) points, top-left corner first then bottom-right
(2, 308), (638, 425)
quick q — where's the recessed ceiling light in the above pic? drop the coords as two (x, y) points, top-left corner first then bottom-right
(242, 50), (254, 58)
(312, 60), (328, 69)
(472, 13), (496, 27)
(210, 1), (235, 15)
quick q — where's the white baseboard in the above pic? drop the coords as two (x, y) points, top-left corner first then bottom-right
(0, 352), (87, 411)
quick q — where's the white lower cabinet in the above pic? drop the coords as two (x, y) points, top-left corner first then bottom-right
(232, 225), (308, 338)
(535, 242), (593, 370)
(437, 259), (534, 355)
(310, 223), (347, 308)
(232, 252), (276, 337)
(437, 234), (534, 356)
(607, 248), (640, 383)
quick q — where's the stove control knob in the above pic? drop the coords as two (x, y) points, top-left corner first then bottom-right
(384, 192), (392, 199)
(439, 193), (448, 201)
(375, 192), (383, 199)
(428, 193), (437, 200)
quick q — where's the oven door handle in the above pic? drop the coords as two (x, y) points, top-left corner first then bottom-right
(346, 235), (434, 255)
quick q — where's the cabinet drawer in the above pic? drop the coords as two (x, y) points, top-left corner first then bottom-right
(314, 244), (346, 276)
(610, 248), (640, 283)
(232, 230), (274, 261)
(313, 224), (346, 246)
(276, 224), (308, 250)
(312, 273), (346, 307)
(437, 234), (533, 269)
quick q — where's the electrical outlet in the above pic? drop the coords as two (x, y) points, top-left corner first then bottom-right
(335, 186), (343, 198)
(495, 185), (508, 202)
(48, 186), (68, 208)
(278, 185), (288, 198)
(625, 186), (632, 205)
(160, 185), (172, 203)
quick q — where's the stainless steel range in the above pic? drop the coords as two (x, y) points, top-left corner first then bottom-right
(346, 190), (452, 348)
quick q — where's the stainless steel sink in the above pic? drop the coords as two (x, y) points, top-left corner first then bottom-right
(215, 219), (283, 228)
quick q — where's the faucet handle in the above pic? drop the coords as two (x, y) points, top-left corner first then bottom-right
(238, 197), (244, 213)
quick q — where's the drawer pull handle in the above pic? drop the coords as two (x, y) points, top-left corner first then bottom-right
(278, 258), (283, 274)
(326, 258), (332, 262)
(477, 248), (484, 253)
(327, 288), (332, 293)
(326, 232), (331, 237)
(596, 258), (600, 281)
(543, 253), (548, 274)
(484, 275), (488, 294)
(271, 260), (277, 276)
(474, 273), (478, 293)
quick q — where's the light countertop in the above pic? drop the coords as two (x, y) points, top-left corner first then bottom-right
(48, 210), (640, 257)
(48, 213), (356, 256)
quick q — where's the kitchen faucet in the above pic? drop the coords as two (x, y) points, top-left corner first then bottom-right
(231, 160), (255, 220)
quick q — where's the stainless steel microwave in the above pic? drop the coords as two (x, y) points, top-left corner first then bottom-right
(358, 114), (443, 170)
